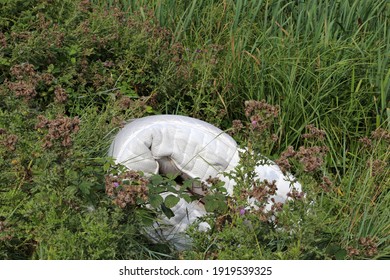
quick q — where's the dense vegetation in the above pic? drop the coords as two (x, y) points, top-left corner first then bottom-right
(0, 0), (389, 259)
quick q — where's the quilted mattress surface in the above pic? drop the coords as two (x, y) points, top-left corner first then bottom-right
(109, 114), (240, 195)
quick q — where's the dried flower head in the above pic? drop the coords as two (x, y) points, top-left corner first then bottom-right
(206, 176), (222, 186)
(295, 145), (329, 172)
(38, 73), (55, 85)
(358, 136), (372, 148)
(359, 236), (378, 257)
(250, 179), (278, 204)
(366, 159), (387, 177)
(270, 201), (284, 212)
(319, 176), (333, 192)
(54, 85), (68, 103)
(10, 63), (36, 80)
(118, 96), (133, 110)
(347, 246), (360, 258)
(35, 115), (80, 148)
(230, 119), (243, 135)
(244, 100), (279, 118)
(6, 80), (37, 101)
(302, 124), (326, 141)
(275, 146), (296, 173)
(371, 128), (390, 143)
(244, 100), (279, 133)
(2, 134), (18, 151)
(105, 171), (149, 208)
(274, 157), (291, 174)
(287, 188), (305, 200)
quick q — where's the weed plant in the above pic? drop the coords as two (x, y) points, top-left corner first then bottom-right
(0, 0), (389, 259)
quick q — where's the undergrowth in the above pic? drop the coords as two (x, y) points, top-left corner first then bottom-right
(0, 0), (389, 259)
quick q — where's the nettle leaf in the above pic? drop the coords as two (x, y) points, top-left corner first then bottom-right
(150, 174), (164, 185)
(167, 185), (178, 193)
(166, 173), (178, 181)
(103, 161), (111, 172)
(204, 194), (227, 213)
(79, 181), (93, 195)
(149, 194), (163, 208)
(161, 203), (175, 219)
(164, 194), (180, 208)
(148, 184), (166, 194)
(181, 193), (192, 203)
(182, 179), (193, 190)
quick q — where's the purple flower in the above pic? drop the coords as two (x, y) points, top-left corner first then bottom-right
(239, 208), (246, 216)
(251, 120), (257, 127)
(113, 182), (119, 188)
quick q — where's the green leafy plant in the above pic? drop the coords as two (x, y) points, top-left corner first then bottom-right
(1, 0), (388, 259)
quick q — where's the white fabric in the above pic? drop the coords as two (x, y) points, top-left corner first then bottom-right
(108, 115), (301, 249)
(108, 115), (238, 195)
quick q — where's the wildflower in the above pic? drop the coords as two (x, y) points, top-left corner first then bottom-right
(359, 236), (378, 257)
(295, 145), (328, 172)
(54, 85), (68, 103)
(117, 96), (133, 110)
(320, 176), (333, 192)
(6, 80), (37, 101)
(275, 146), (296, 174)
(10, 63), (36, 80)
(302, 124), (326, 141)
(287, 189), (305, 200)
(271, 201), (284, 212)
(244, 100), (279, 133)
(371, 128), (390, 143)
(366, 159), (387, 177)
(347, 247), (360, 258)
(250, 179), (277, 203)
(358, 136), (372, 148)
(2, 134), (18, 151)
(239, 208), (246, 216)
(230, 119), (243, 135)
(274, 157), (291, 174)
(39, 73), (55, 85)
(36, 115), (80, 148)
(105, 171), (149, 209)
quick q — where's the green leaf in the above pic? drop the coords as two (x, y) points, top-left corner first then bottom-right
(150, 174), (163, 185)
(149, 194), (163, 208)
(0, 57), (10, 66)
(167, 185), (178, 193)
(181, 193), (192, 203)
(79, 181), (93, 195)
(103, 162), (111, 172)
(204, 194), (227, 213)
(161, 203), (175, 219)
(164, 194), (180, 208)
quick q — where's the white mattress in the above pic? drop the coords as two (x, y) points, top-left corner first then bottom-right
(108, 115), (301, 249)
